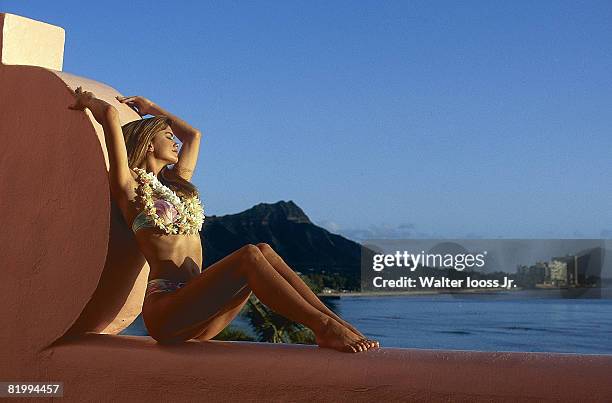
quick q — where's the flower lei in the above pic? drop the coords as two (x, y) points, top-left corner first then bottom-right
(133, 167), (205, 235)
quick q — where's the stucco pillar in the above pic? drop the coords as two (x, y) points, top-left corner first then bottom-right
(0, 13), (147, 381)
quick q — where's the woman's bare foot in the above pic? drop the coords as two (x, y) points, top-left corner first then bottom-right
(315, 317), (372, 353)
(336, 318), (380, 349)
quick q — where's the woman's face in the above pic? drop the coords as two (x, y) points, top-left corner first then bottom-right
(150, 127), (179, 164)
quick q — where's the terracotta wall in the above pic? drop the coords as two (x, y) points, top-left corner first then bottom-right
(0, 12), (149, 369)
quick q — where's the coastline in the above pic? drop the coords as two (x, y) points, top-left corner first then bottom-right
(317, 285), (607, 298)
(317, 288), (525, 298)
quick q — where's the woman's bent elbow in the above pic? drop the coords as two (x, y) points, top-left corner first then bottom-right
(103, 105), (119, 121)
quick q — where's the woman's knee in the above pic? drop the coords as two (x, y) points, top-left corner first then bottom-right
(256, 243), (279, 261)
(240, 244), (266, 263)
(256, 242), (272, 252)
(236, 244), (269, 275)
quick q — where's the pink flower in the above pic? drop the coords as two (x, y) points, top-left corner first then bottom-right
(154, 199), (178, 224)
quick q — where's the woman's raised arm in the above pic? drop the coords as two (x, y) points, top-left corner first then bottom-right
(117, 95), (201, 181)
(69, 86), (132, 195)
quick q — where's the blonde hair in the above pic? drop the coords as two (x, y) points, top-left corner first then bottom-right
(122, 116), (200, 198)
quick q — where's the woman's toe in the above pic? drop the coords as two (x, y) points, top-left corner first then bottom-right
(347, 342), (359, 353)
(356, 339), (369, 351)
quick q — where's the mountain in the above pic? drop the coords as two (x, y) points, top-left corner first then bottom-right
(200, 200), (371, 288)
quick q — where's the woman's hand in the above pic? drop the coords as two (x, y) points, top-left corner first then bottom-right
(68, 86), (116, 125)
(68, 86), (95, 111)
(115, 95), (155, 117)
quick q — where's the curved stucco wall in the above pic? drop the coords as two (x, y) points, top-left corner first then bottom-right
(0, 62), (149, 374)
(52, 70), (151, 339)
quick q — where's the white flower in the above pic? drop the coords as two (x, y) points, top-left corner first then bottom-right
(133, 167), (205, 235)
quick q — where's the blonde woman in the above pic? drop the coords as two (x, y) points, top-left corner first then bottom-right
(68, 87), (379, 353)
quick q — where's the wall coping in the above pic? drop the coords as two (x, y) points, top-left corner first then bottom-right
(38, 334), (612, 402)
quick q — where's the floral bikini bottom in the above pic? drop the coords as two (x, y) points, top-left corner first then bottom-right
(145, 278), (188, 299)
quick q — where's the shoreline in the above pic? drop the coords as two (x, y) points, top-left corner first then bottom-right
(317, 285), (604, 298)
(317, 288), (525, 298)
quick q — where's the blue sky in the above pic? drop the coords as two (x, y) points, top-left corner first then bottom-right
(4, 1), (612, 241)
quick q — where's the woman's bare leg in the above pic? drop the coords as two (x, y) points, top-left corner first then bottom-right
(148, 244), (369, 352)
(255, 243), (379, 349)
(144, 281), (254, 344)
(193, 285), (253, 341)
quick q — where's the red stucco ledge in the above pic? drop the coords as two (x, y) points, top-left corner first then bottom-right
(37, 334), (612, 402)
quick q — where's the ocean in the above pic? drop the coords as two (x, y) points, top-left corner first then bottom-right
(120, 289), (612, 355)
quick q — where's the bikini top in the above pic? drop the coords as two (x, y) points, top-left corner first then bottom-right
(131, 167), (205, 235)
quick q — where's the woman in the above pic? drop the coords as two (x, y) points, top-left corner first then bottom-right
(68, 86), (379, 353)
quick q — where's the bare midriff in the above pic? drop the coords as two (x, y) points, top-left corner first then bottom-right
(133, 230), (202, 283)
(117, 169), (203, 285)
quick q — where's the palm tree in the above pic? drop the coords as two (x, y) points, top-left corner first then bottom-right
(214, 273), (320, 344)
(211, 325), (255, 342)
(242, 295), (316, 344)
